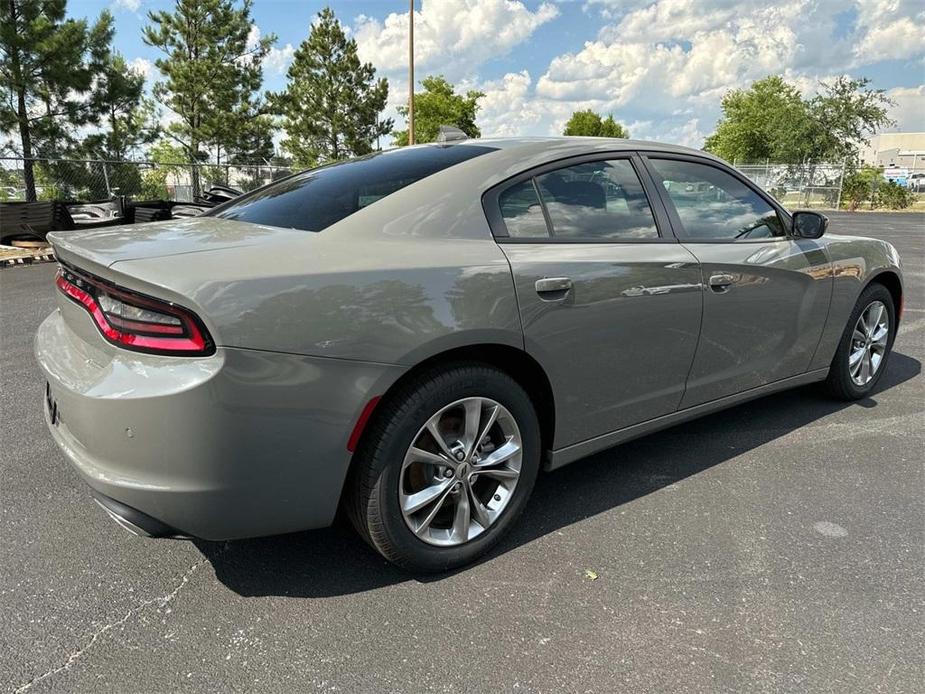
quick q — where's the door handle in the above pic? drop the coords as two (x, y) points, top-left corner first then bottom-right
(535, 277), (572, 300)
(709, 273), (735, 292)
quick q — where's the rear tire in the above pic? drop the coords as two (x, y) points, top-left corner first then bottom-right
(824, 283), (896, 400)
(346, 362), (541, 572)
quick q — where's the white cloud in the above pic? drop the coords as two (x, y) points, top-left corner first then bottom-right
(112, 0), (141, 12)
(127, 57), (153, 80)
(473, 71), (551, 137)
(264, 44), (295, 75)
(625, 117), (706, 148)
(245, 24), (261, 51)
(853, 0), (925, 63)
(233, 24), (264, 68)
(462, 70), (622, 139)
(537, 1), (812, 109)
(854, 18), (924, 63)
(354, 0), (558, 82)
(241, 24), (295, 76)
(582, 0), (652, 21)
(158, 108), (180, 131)
(884, 85), (925, 132)
(234, 24), (294, 76)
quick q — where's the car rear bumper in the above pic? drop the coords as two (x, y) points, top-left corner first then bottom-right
(90, 490), (190, 538)
(36, 309), (404, 540)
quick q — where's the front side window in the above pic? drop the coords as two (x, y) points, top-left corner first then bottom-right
(212, 144), (496, 232)
(648, 158), (785, 240)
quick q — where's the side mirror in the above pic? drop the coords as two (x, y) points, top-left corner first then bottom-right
(792, 210), (828, 239)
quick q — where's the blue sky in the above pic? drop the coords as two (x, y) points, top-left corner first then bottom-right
(77, 0), (925, 148)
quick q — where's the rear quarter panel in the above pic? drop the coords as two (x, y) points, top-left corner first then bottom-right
(111, 195), (524, 366)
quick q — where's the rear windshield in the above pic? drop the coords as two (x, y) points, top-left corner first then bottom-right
(211, 144), (496, 232)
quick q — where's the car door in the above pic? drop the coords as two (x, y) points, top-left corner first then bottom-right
(483, 154), (703, 448)
(640, 154), (832, 407)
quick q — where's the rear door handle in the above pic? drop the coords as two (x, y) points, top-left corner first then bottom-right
(709, 273), (735, 292)
(535, 277), (572, 300)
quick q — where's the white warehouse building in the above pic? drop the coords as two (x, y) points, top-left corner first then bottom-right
(860, 132), (925, 170)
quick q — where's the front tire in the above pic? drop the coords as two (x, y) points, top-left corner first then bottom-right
(346, 363), (541, 572)
(825, 283), (896, 400)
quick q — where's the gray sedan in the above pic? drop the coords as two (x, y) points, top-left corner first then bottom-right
(36, 137), (904, 571)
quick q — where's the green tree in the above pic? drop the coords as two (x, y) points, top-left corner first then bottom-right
(704, 75), (894, 164)
(392, 76), (484, 146)
(563, 110), (629, 138)
(806, 77), (894, 162)
(139, 140), (188, 199)
(83, 54), (158, 160)
(0, 0), (114, 200)
(271, 8), (390, 168)
(703, 76), (812, 163)
(78, 54), (159, 198)
(143, 0), (275, 196)
(222, 114), (274, 163)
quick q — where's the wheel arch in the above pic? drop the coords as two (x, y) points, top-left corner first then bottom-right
(866, 270), (903, 326)
(341, 343), (557, 505)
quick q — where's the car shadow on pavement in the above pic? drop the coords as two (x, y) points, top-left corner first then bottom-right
(196, 351), (920, 598)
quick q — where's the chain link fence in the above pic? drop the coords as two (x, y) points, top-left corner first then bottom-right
(1, 155), (922, 209)
(0, 157), (294, 203)
(734, 159), (924, 210)
(735, 161), (847, 209)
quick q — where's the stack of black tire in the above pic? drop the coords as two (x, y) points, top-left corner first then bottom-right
(0, 185), (243, 245)
(0, 201), (74, 245)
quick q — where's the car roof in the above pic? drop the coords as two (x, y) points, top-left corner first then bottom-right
(447, 135), (711, 156)
(403, 136), (724, 172)
(473, 135), (703, 154)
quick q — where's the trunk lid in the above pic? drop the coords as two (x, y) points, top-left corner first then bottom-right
(48, 217), (302, 270)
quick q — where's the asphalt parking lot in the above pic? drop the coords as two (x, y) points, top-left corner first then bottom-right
(1, 211), (923, 693)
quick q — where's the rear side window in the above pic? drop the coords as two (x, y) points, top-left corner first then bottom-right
(499, 180), (548, 238)
(494, 158), (660, 241)
(212, 145), (496, 232)
(535, 160), (659, 240)
(648, 158), (785, 240)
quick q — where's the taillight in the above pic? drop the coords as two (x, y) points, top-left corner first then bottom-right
(55, 264), (214, 356)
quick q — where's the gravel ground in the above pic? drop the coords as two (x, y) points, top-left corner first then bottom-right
(1, 211), (923, 693)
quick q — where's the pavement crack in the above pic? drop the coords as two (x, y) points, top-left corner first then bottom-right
(13, 557), (208, 694)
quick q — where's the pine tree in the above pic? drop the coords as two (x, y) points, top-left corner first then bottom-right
(227, 114), (276, 164)
(72, 55), (159, 198)
(272, 7), (391, 168)
(85, 54), (158, 160)
(0, 0), (114, 200)
(143, 0), (274, 196)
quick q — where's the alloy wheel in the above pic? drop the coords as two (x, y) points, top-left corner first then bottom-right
(399, 397), (523, 547)
(849, 300), (889, 387)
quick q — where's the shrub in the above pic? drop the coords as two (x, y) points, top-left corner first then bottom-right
(875, 180), (915, 210)
(840, 166), (881, 210)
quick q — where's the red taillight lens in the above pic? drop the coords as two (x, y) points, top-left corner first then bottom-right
(55, 265), (214, 356)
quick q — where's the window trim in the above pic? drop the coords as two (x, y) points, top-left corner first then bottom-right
(638, 152), (793, 244)
(482, 152), (677, 244)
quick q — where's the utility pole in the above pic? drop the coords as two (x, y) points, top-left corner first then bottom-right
(835, 157), (846, 210)
(408, 0), (415, 145)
